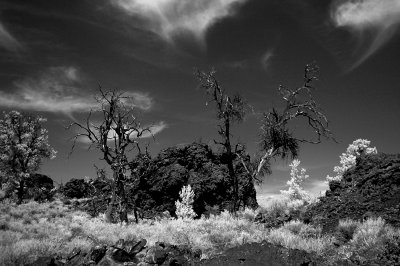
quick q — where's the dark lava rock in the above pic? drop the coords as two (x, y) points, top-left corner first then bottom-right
(163, 244), (201, 265)
(128, 142), (258, 217)
(89, 245), (107, 263)
(110, 247), (135, 263)
(26, 256), (57, 266)
(201, 241), (323, 266)
(144, 244), (168, 264)
(129, 239), (147, 255)
(306, 153), (400, 233)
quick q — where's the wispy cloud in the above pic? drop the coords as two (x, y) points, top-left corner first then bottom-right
(0, 66), (92, 115)
(331, 0), (400, 69)
(0, 21), (22, 52)
(122, 91), (153, 111)
(0, 66), (154, 116)
(111, 0), (247, 44)
(76, 121), (167, 144)
(260, 49), (274, 71)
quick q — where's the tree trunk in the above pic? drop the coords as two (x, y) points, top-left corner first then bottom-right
(116, 172), (128, 224)
(105, 187), (116, 223)
(105, 168), (129, 224)
(224, 118), (239, 213)
(256, 148), (274, 176)
(17, 180), (24, 205)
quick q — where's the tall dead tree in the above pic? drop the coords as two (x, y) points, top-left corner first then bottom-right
(196, 69), (247, 213)
(68, 88), (152, 224)
(237, 63), (335, 183)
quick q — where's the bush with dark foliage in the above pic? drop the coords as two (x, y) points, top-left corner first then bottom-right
(62, 178), (92, 199)
(24, 173), (54, 202)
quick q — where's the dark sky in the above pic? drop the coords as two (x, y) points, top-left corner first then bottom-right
(1, 0), (399, 203)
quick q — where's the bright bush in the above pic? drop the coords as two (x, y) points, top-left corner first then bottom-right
(280, 159), (310, 202)
(175, 184), (196, 219)
(327, 139), (377, 182)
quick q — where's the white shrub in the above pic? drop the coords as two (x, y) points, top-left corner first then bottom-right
(280, 159), (310, 202)
(327, 139), (377, 182)
(175, 185), (196, 219)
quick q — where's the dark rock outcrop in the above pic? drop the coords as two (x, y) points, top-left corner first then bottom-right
(129, 142), (258, 217)
(63, 142), (258, 219)
(305, 153), (400, 232)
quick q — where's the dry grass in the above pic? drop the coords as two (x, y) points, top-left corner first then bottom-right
(0, 202), (267, 264)
(1, 199), (399, 265)
(267, 220), (335, 254)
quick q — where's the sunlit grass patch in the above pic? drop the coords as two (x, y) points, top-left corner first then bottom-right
(79, 209), (268, 258)
(332, 217), (400, 264)
(1, 200), (399, 265)
(267, 220), (334, 253)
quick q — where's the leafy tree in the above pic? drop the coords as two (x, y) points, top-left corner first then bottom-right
(68, 89), (153, 223)
(0, 111), (56, 204)
(196, 69), (247, 212)
(327, 139), (377, 182)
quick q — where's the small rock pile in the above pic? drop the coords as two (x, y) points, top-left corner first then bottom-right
(27, 239), (202, 266)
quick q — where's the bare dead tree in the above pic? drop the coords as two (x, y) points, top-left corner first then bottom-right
(196, 69), (247, 213)
(67, 88), (153, 224)
(237, 63), (335, 183)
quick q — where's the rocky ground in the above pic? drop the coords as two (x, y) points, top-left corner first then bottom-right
(27, 239), (202, 266)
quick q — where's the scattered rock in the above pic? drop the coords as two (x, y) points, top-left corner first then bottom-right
(144, 243), (167, 264)
(31, 238), (201, 266)
(110, 247), (134, 263)
(127, 239), (147, 255)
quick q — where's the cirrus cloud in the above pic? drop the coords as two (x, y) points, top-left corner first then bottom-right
(0, 66), (154, 116)
(331, 0), (400, 69)
(76, 121), (167, 144)
(111, 0), (247, 44)
(0, 21), (22, 52)
(260, 48), (274, 71)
